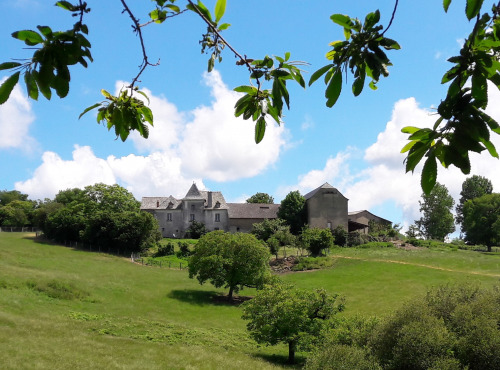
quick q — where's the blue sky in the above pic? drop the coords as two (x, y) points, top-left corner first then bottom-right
(1, 0), (500, 231)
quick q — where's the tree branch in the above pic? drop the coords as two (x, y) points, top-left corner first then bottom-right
(185, 0), (261, 91)
(120, 0), (160, 90)
(381, 0), (399, 36)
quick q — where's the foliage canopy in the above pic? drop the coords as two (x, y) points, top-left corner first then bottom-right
(188, 230), (270, 299)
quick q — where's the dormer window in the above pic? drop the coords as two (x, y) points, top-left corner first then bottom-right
(168, 201), (174, 209)
(215, 201), (220, 208)
(156, 200), (159, 208)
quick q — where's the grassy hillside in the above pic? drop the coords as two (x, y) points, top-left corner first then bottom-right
(1, 233), (499, 368)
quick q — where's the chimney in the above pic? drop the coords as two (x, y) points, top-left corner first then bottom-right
(207, 192), (213, 208)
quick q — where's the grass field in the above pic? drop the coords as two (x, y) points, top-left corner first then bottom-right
(1, 233), (499, 369)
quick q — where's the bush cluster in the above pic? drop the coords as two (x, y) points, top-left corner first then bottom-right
(306, 284), (500, 370)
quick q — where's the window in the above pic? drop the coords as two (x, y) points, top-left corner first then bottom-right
(191, 204), (195, 211)
(214, 227), (219, 231)
(215, 213), (220, 222)
(327, 222), (332, 229)
(167, 213), (172, 222)
(190, 214), (195, 221)
(156, 200), (159, 208)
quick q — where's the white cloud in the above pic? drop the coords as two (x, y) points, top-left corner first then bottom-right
(15, 71), (287, 199)
(15, 145), (116, 199)
(287, 93), (500, 230)
(0, 79), (38, 152)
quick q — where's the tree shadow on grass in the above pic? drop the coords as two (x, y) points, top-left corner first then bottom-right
(168, 289), (252, 306)
(251, 353), (305, 368)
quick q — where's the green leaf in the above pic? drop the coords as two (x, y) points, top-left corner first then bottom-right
(218, 23), (230, 31)
(255, 117), (266, 144)
(208, 55), (215, 72)
(309, 65), (332, 87)
(352, 73), (365, 96)
(364, 10), (380, 30)
(0, 62), (21, 71)
(12, 30), (44, 46)
(196, 1), (213, 22)
(140, 106), (153, 125)
(79, 103), (101, 119)
(401, 126), (422, 134)
(101, 89), (113, 99)
(325, 70), (342, 108)
(55, 1), (75, 11)
(380, 38), (401, 50)
(480, 138), (499, 158)
(32, 70), (50, 100)
(330, 14), (352, 29)
(37, 26), (53, 38)
(369, 80), (378, 90)
(405, 142), (428, 173)
(465, 0), (484, 20)
(24, 71), (39, 100)
(135, 90), (150, 104)
(401, 140), (418, 154)
(443, 0), (452, 12)
(214, 0), (226, 22)
(166, 4), (180, 12)
(234, 85), (257, 94)
(0, 72), (20, 105)
(421, 154), (437, 194)
(285, 52), (291, 61)
(471, 69), (487, 105)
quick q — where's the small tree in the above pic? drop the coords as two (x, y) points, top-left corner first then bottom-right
(251, 218), (289, 241)
(277, 190), (307, 235)
(246, 192), (274, 204)
(456, 175), (493, 231)
(185, 220), (208, 239)
(188, 231), (270, 300)
(242, 280), (344, 364)
(332, 225), (348, 247)
(301, 227), (334, 257)
(462, 193), (500, 252)
(415, 183), (455, 241)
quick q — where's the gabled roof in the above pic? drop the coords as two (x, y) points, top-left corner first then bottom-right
(304, 182), (347, 200)
(140, 196), (181, 210)
(227, 203), (280, 219)
(348, 210), (391, 225)
(200, 191), (229, 210)
(184, 183), (204, 200)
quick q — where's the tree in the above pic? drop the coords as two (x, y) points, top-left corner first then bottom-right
(0, 200), (35, 227)
(252, 218), (294, 257)
(246, 192), (274, 204)
(0, 190), (28, 206)
(188, 230), (270, 300)
(300, 227), (334, 257)
(2, 1), (499, 192)
(456, 175), (493, 230)
(415, 183), (455, 241)
(277, 190), (307, 235)
(332, 225), (348, 247)
(41, 182), (160, 253)
(242, 280), (344, 364)
(462, 193), (500, 251)
(185, 220), (208, 239)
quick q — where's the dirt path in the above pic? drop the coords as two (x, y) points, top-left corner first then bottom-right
(330, 255), (500, 278)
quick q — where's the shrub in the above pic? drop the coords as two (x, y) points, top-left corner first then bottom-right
(176, 241), (191, 257)
(292, 256), (335, 271)
(305, 344), (381, 370)
(185, 220), (207, 239)
(300, 227), (334, 256)
(369, 300), (456, 370)
(155, 242), (175, 257)
(332, 225), (348, 246)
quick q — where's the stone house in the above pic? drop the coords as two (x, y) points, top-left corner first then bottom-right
(140, 182), (391, 238)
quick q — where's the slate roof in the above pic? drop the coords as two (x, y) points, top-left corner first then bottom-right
(303, 182), (349, 201)
(184, 183), (204, 200)
(227, 203), (280, 219)
(140, 196), (182, 210)
(304, 182), (335, 200)
(348, 210), (391, 224)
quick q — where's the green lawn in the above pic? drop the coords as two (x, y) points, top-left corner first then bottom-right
(1, 233), (499, 368)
